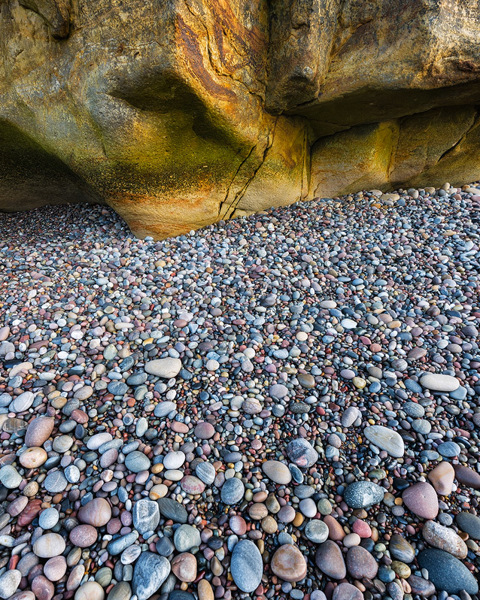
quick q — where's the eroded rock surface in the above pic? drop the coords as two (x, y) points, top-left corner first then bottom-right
(1, 0), (480, 238)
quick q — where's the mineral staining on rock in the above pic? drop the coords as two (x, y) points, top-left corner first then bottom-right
(2, 1), (480, 238)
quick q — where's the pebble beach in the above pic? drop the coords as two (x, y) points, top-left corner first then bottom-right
(0, 184), (479, 600)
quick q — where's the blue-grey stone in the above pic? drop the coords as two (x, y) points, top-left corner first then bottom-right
(418, 549), (478, 595)
(107, 532), (139, 556)
(344, 481), (385, 508)
(107, 381), (128, 396)
(195, 461), (216, 485)
(231, 540), (263, 593)
(157, 498), (187, 523)
(125, 451), (151, 473)
(133, 499), (160, 536)
(437, 441), (461, 458)
(132, 552), (171, 600)
(221, 477), (245, 505)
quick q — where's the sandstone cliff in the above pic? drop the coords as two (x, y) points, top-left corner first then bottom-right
(1, 0), (480, 238)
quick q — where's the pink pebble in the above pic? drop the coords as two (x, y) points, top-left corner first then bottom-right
(352, 519), (372, 538)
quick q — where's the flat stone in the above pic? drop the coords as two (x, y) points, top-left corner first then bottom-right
(344, 481), (385, 508)
(39, 507), (59, 529)
(407, 574), (436, 597)
(0, 465), (22, 489)
(315, 540), (346, 579)
(422, 520), (467, 558)
(33, 533), (66, 558)
(271, 544), (307, 582)
(437, 441), (461, 458)
(157, 497), (188, 523)
(19, 447), (47, 469)
(174, 524), (201, 551)
(132, 552), (171, 600)
(163, 451), (185, 470)
(133, 499), (160, 536)
(262, 460), (292, 484)
(402, 482), (438, 519)
(419, 373), (460, 392)
(197, 579), (214, 600)
(87, 432), (113, 450)
(74, 581), (105, 600)
(144, 358), (182, 378)
(346, 545), (378, 579)
(270, 384), (288, 398)
(341, 407), (360, 427)
(78, 498), (112, 527)
(107, 532), (138, 556)
(194, 421), (215, 439)
(428, 462), (455, 495)
(43, 556), (67, 582)
(107, 582), (132, 600)
(417, 548), (478, 595)
(456, 512), (480, 540)
(31, 576), (54, 600)
(154, 401), (177, 417)
(286, 438), (318, 468)
(171, 552), (197, 583)
(69, 524), (98, 547)
(231, 540), (263, 593)
(364, 425), (404, 458)
(10, 391), (34, 413)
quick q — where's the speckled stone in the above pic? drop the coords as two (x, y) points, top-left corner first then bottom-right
(286, 438), (318, 468)
(343, 481), (385, 508)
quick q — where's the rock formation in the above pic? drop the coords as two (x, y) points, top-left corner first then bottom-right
(1, 0), (480, 238)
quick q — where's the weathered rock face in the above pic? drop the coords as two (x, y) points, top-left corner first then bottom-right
(1, 0), (480, 238)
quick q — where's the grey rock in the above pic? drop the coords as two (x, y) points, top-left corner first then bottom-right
(173, 524), (201, 551)
(304, 520), (329, 544)
(157, 498), (188, 523)
(344, 481), (385, 508)
(132, 552), (171, 600)
(417, 548), (478, 595)
(133, 499), (160, 536)
(221, 477), (245, 505)
(231, 540), (263, 593)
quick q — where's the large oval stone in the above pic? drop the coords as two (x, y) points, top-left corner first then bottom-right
(418, 548), (478, 595)
(231, 540), (263, 593)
